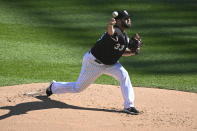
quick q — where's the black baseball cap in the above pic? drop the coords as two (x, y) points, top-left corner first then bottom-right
(115, 10), (130, 19)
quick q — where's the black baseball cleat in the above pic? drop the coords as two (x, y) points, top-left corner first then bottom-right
(123, 107), (140, 115)
(46, 80), (56, 97)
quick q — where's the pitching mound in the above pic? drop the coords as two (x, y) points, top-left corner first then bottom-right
(0, 83), (196, 131)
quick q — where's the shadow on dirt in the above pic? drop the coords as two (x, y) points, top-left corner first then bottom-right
(0, 95), (123, 120)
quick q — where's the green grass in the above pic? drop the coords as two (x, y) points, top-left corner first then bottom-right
(0, 0), (197, 92)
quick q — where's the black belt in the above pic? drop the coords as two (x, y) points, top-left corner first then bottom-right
(94, 59), (103, 64)
(89, 51), (103, 64)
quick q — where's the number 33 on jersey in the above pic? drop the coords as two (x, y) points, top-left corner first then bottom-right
(114, 43), (125, 51)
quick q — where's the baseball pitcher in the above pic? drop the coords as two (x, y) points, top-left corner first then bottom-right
(46, 10), (143, 115)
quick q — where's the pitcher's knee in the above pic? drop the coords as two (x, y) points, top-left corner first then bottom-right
(116, 71), (130, 83)
(74, 84), (87, 93)
(74, 87), (84, 93)
(120, 68), (129, 80)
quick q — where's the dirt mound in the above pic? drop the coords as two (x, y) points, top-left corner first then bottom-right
(0, 83), (196, 131)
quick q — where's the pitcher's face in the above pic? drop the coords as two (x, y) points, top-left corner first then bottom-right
(123, 17), (131, 28)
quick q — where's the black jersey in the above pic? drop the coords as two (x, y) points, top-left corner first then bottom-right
(91, 26), (129, 65)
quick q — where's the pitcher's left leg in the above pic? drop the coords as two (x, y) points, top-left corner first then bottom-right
(105, 63), (135, 109)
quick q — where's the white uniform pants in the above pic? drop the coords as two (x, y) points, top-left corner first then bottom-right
(51, 52), (135, 108)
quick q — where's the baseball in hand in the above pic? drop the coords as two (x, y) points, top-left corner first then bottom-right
(112, 11), (118, 18)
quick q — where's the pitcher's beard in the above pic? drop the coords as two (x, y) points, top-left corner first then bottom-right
(122, 21), (131, 29)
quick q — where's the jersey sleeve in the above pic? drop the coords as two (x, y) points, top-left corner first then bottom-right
(105, 28), (119, 43)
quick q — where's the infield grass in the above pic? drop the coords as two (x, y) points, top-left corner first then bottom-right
(0, 0), (197, 92)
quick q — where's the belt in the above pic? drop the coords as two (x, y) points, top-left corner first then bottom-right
(89, 51), (103, 64)
(94, 59), (103, 64)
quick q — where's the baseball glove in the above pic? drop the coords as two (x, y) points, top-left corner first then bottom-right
(128, 33), (143, 54)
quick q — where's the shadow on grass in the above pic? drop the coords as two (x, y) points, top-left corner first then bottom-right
(1, 0), (104, 47)
(0, 95), (123, 120)
(1, 0), (197, 75)
(123, 57), (197, 74)
(2, 0), (196, 45)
